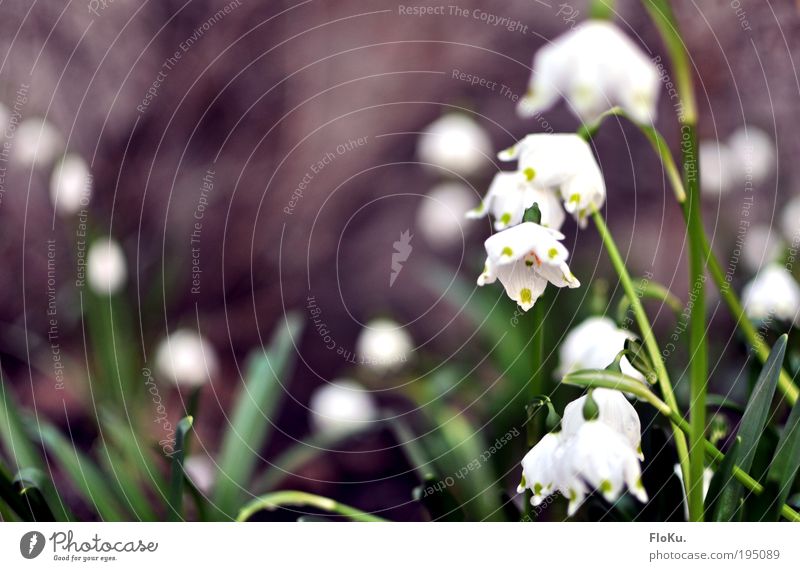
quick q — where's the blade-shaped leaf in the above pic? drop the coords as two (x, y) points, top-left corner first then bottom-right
(214, 314), (302, 516)
(754, 393), (800, 520)
(168, 416), (193, 521)
(715, 335), (786, 521)
(705, 437), (740, 521)
(12, 467), (56, 521)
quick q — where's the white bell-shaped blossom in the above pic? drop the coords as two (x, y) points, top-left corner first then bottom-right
(14, 117), (64, 168)
(557, 316), (645, 382)
(780, 195), (800, 243)
(728, 126), (775, 185)
(699, 140), (738, 196)
(742, 264), (800, 325)
(518, 21), (660, 124)
(416, 182), (475, 249)
(561, 388), (644, 459)
(309, 379), (377, 434)
(466, 171), (565, 231)
(518, 432), (563, 506)
(417, 113), (492, 177)
(558, 421), (648, 515)
(498, 133), (605, 226)
(741, 225), (784, 273)
(477, 222), (580, 311)
(86, 237), (127, 295)
(50, 154), (92, 216)
(155, 329), (219, 388)
(355, 318), (413, 371)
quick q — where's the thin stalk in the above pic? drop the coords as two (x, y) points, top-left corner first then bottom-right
(237, 491), (388, 522)
(591, 208), (692, 497)
(524, 300), (546, 519)
(643, 0), (710, 521)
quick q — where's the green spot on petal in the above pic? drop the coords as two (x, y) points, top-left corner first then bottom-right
(600, 480), (613, 494)
(569, 193), (581, 204)
(548, 247), (558, 259)
(524, 167), (536, 181)
(501, 246), (513, 258)
(533, 482), (543, 495)
(500, 212), (511, 225)
(520, 288), (532, 304)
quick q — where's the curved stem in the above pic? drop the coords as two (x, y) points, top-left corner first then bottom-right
(524, 300), (546, 519)
(237, 491), (388, 522)
(590, 208), (692, 498)
(616, 279), (683, 324)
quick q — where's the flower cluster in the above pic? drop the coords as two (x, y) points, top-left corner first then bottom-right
(518, 389), (647, 515)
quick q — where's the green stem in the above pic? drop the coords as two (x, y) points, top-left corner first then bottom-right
(237, 491), (388, 522)
(591, 209), (692, 498)
(524, 299), (546, 519)
(615, 279), (683, 324)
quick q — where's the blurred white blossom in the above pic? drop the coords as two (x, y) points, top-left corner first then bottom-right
(309, 379), (376, 434)
(781, 195), (800, 243)
(87, 237), (127, 295)
(728, 126), (775, 186)
(741, 224), (784, 273)
(557, 316), (645, 382)
(416, 181), (475, 249)
(518, 21), (660, 124)
(699, 140), (738, 196)
(155, 329), (219, 388)
(466, 171), (565, 231)
(478, 222), (579, 311)
(741, 264), (800, 325)
(417, 114), (492, 177)
(14, 117), (64, 168)
(50, 154), (92, 215)
(356, 318), (413, 371)
(499, 133), (605, 227)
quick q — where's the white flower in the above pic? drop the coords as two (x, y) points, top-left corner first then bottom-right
(558, 421), (648, 515)
(466, 171), (565, 231)
(478, 222), (580, 311)
(498, 133), (605, 226)
(184, 455), (216, 494)
(50, 154), (92, 215)
(155, 329), (219, 388)
(87, 237), (127, 295)
(557, 316), (645, 382)
(416, 182), (476, 249)
(561, 388), (644, 459)
(14, 117), (64, 168)
(728, 126), (775, 185)
(309, 379), (377, 434)
(741, 225), (784, 272)
(782, 195), (800, 243)
(742, 264), (800, 325)
(355, 318), (413, 371)
(518, 421), (647, 516)
(518, 21), (660, 124)
(0, 103), (8, 137)
(417, 114), (492, 177)
(518, 432), (563, 506)
(699, 141), (738, 196)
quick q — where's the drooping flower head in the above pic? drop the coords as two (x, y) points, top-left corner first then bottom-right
(417, 113), (492, 177)
(50, 154), (92, 216)
(518, 21), (660, 125)
(417, 181), (476, 250)
(499, 133), (605, 227)
(742, 264), (800, 325)
(557, 316), (645, 383)
(155, 329), (219, 388)
(14, 117), (64, 168)
(355, 318), (413, 371)
(87, 237), (127, 295)
(466, 171), (565, 231)
(477, 222), (580, 311)
(309, 379), (377, 434)
(561, 388), (643, 459)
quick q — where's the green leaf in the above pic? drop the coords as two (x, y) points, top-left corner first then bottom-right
(97, 443), (157, 521)
(214, 314), (302, 516)
(522, 203), (541, 224)
(168, 416), (193, 521)
(12, 467), (56, 521)
(715, 335), (787, 521)
(37, 422), (128, 521)
(0, 376), (70, 521)
(756, 392), (800, 519)
(705, 437), (740, 521)
(412, 475), (465, 522)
